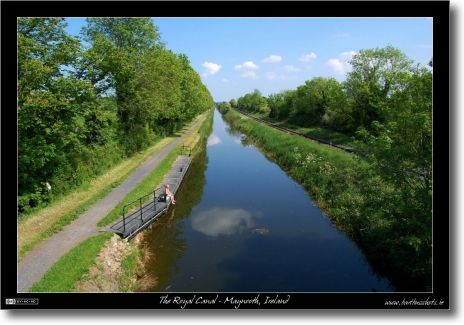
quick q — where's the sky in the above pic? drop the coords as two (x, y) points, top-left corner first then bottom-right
(64, 17), (433, 103)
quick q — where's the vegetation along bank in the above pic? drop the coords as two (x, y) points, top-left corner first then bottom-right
(217, 45), (432, 291)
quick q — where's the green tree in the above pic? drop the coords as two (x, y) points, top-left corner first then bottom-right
(82, 18), (162, 135)
(343, 45), (415, 133)
(355, 64), (432, 284)
(18, 18), (98, 210)
(237, 89), (267, 113)
(291, 77), (346, 128)
(137, 48), (184, 139)
(177, 53), (213, 122)
(250, 89), (267, 112)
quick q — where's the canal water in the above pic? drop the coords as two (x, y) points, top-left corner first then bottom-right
(142, 109), (395, 292)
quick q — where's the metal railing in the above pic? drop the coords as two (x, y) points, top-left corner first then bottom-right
(121, 187), (165, 234)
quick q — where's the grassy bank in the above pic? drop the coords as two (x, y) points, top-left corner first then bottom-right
(24, 110), (214, 292)
(248, 110), (356, 147)
(222, 109), (431, 291)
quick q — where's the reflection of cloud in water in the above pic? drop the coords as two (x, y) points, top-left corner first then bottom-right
(192, 207), (255, 237)
(207, 134), (222, 146)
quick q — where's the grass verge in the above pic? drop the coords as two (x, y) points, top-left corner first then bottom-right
(29, 232), (114, 292)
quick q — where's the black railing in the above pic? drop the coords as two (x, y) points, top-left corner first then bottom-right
(121, 187), (164, 234)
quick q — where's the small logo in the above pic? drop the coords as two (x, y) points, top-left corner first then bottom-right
(6, 299), (38, 305)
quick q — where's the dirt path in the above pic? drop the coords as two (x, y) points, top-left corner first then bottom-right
(17, 114), (207, 292)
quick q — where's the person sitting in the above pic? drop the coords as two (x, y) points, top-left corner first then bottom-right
(164, 184), (176, 205)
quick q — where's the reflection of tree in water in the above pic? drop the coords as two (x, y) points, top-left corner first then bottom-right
(220, 111), (253, 147)
(140, 121), (212, 292)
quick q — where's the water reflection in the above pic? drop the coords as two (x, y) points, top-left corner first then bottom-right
(191, 207), (255, 237)
(141, 116), (213, 292)
(207, 134), (222, 146)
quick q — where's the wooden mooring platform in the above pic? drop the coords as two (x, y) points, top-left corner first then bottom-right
(104, 155), (192, 241)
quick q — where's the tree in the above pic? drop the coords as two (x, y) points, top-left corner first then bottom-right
(82, 18), (162, 128)
(266, 89), (297, 119)
(177, 53), (213, 122)
(237, 89), (267, 113)
(18, 18), (98, 209)
(291, 77), (346, 128)
(355, 64), (432, 272)
(250, 89), (267, 112)
(343, 45), (415, 133)
(137, 48), (184, 139)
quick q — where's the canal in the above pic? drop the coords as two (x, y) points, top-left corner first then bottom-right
(141, 109), (396, 292)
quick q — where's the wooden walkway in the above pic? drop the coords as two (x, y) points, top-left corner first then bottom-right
(104, 155), (192, 241)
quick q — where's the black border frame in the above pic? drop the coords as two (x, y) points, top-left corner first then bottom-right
(2, 0), (451, 313)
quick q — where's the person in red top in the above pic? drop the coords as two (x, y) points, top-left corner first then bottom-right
(164, 184), (176, 205)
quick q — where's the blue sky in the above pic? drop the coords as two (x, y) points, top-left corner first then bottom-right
(65, 17), (432, 103)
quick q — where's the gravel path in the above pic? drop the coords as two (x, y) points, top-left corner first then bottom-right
(17, 114), (207, 292)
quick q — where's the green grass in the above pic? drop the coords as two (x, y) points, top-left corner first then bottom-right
(29, 232), (114, 292)
(244, 109), (356, 147)
(118, 248), (141, 292)
(18, 170), (134, 261)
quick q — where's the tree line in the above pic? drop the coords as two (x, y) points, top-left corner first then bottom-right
(18, 18), (214, 214)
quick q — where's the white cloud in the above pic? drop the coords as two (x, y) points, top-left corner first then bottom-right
(283, 65), (300, 72)
(235, 61), (259, 70)
(326, 51), (356, 75)
(299, 53), (317, 62)
(207, 134), (222, 146)
(222, 78), (229, 83)
(339, 51), (356, 61)
(326, 59), (345, 75)
(191, 207), (255, 237)
(262, 55), (282, 63)
(266, 72), (277, 80)
(242, 71), (259, 79)
(202, 61), (222, 77)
